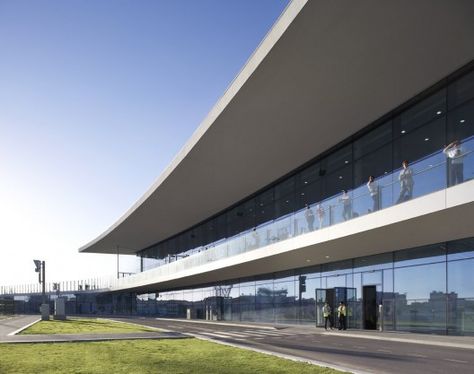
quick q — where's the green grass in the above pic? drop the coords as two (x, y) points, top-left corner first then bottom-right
(0, 339), (340, 374)
(19, 318), (159, 335)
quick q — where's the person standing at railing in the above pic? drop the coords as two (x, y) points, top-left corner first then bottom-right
(340, 190), (352, 221)
(316, 204), (325, 229)
(367, 175), (380, 212)
(252, 228), (260, 249)
(305, 204), (315, 231)
(397, 160), (414, 203)
(444, 140), (464, 186)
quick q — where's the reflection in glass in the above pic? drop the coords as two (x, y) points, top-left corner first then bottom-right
(394, 263), (446, 333)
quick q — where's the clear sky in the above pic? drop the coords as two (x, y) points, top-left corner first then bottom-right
(0, 0), (290, 286)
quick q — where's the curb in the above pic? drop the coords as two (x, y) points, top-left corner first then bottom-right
(0, 334), (190, 344)
(7, 318), (41, 336)
(322, 331), (474, 350)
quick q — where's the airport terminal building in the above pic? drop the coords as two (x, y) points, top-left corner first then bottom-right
(77, 1), (474, 335)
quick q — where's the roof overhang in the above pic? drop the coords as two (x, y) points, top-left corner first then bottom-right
(80, 0), (474, 255)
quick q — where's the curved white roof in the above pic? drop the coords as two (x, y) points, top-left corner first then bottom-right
(80, 0), (474, 254)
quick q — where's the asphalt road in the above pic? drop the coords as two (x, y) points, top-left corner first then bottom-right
(116, 317), (473, 374)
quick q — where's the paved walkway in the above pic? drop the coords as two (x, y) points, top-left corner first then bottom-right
(122, 317), (474, 374)
(156, 317), (474, 349)
(0, 315), (187, 344)
(0, 315), (39, 337)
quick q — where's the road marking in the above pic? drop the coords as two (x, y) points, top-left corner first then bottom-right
(444, 358), (468, 364)
(184, 326), (210, 332)
(353, 346), (366, 349)
(312, 340), (321, 343)
(246, 331), (286, 337)
(407, 353), (427, 358)
(254, 337), (265, 340)
(248, 331), (281, 336)
(244, 330), (290, 336)
(220, 331), (248, 338)
(199, 332), (234, 339)
(376, 349), (392, 353)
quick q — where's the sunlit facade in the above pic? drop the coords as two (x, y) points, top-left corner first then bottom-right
(135, 66), (474, 335)
(72, 1), (474, 335)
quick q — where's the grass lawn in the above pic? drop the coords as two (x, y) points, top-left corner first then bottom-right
(19, 318), (159, 335)
(0, 339), (340, 374)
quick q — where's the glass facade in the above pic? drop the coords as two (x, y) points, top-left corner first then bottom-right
(138, 62), (474, 273)
(144, 237), (474, 336)
(128, 63), (474, 337)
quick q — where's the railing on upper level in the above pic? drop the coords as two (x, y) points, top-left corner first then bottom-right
(120, 136), (474, 287)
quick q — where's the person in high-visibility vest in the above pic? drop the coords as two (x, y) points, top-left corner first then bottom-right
(337, 301), (347, 330)
(322, 301), (333, 330)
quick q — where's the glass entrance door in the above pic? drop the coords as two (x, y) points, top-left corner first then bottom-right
(316, 287), (355, 328)
(315, 289), (326, 327)
(363, 285), (377, 329)
(346, 287), (357, 329)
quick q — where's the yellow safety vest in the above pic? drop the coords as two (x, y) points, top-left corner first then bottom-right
(338, 306), (346, 317)
(323, 305), (331, 317)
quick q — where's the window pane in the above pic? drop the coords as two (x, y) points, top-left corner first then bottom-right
(324, 144), (352, 174)
(297, 163), (321, 187)
(447, 100), (474, 143)
(394, 89), (446, 135)
(324, 165), (352, 198)
(215, 214), (227, 241)
(448, 259), (474, 298)
(354, 252), (393, 272)
(448, 70), (474, 109)
(274, 197), (293, 218)
(255, 189), (273, 207)
(354, 121), (392, 160)
(448, 238), (474, 261)
(354, 143), (392, 186)
(394, 262), (446, 333)
(322, 259), (353, 276)
(274, 177), (295, 200)
(393, 117), (446, 166)
(326, 275), (347, 288)
(447, 258), (474, 334)
(256, 283), (274, 304)
(296, 180), (323, 210)
(394, 244), (446, 267)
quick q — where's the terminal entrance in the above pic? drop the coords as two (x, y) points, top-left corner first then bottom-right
(316, 286), (379, 330)
(363, 285), (377, 330)
(315, 287), (356, 329)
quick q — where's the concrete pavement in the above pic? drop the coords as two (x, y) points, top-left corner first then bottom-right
(116, 317), (474, 374)
(0, 315), (40, 337)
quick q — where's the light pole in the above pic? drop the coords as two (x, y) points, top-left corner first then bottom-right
(33, 259), (49, 320)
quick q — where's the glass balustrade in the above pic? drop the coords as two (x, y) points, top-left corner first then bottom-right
(132, 136), (474, 280)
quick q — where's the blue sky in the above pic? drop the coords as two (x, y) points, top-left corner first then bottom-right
(0, 0), (289, 285)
